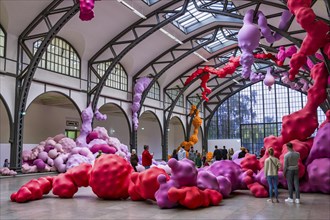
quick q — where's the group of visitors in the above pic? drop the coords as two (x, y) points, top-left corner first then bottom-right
(213, 145), (234, 160)
(130, 145), (153, 171)
(264, 142), (301, 204)
(172, 146), (203, 168)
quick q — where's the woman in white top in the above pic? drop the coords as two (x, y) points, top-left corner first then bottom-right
(264, 147), (281, 203)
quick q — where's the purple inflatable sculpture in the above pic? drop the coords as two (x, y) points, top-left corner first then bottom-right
(132, 77), (152, 130)
(238, 9), (291, 82)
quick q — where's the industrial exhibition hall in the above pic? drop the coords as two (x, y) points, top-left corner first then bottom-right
(0, 0), (329, 219)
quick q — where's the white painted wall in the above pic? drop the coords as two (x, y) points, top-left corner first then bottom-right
(167, 119), (185, 156)
(207, 139), (241, 152)
(0, 99), (10, 164)
(137, 117), (162, 160)
(23, 103), (80, 143)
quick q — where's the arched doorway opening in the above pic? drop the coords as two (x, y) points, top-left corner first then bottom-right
(137, 111), (162, 160)
(23, 92), (81, 151)
(94, 103), (130, 147)
(168, 116), (185, 156)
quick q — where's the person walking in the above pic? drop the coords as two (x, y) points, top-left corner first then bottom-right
(130, 149), (139, 172)
(264, 147), (281, 203)
(213, 145), (221, 161)
(142, 145), (153, 169)
(238, 147), (247, 158)
(284, 142), (301, 204)
(178, 145), (186, 161)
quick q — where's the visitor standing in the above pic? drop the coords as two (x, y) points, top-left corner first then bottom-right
(130, 149), (139, 172)
(284, 142), (301, 204)
(264, 147), (281, 203)
(228, 148), (234, 160)
(3, 159), (9, 167)
(189, 147), (196, 161)
(213, 145), (221, 161)
(178, 146), (186, 161)
(195, 152), (202, 168)
(222, 146), (228, 160)
(171, 149), (178, 160)
(238, 147), (247, 158)
(142, 145), (153, 169)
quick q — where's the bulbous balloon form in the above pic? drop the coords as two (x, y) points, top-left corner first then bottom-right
(287, 0), (330, 80)
(79, 0), (95, 21)
(132, 77), (152, 130)
(263, 68), (275, 90)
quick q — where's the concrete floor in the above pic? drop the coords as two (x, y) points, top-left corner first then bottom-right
(1, 173), (329, 220)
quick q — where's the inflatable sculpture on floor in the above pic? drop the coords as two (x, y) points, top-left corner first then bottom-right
(178, 105), (202, 151)
(9, 0), (330, 210)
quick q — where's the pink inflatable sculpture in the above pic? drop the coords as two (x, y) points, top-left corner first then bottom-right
(79, 0), (95, 21)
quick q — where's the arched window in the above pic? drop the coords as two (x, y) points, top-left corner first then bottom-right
(166, 89), (184, 107)
(0, 24), (6, 57)
(208, 82), (326, 154)
(147, 81), (160, 100)
(96, 61), (128, 91)
(33, 37), (80, 78)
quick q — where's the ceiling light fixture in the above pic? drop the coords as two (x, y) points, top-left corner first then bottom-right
(159, 28), (184, 45)
(193, 51), (209, 62)
(232, 78), (240, 84)
(117, 0), (147, 19)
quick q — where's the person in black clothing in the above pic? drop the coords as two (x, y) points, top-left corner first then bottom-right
(238, 147), (247, 159)
(172, 149), (178, 160)
(222, 146), (228, 160)
(213, 145), (222, 161)
(130, 149), (139, 172)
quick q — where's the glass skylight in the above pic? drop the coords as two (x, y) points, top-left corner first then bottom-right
(141, 0), (160, 6)
(218, 48), (242, 62)
(198, 29), (238, 53)
(166, 0), (240, 34)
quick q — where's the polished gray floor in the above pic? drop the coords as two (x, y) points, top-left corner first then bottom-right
(1, 173), (329, 220)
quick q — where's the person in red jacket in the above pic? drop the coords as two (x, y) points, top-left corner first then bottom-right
(142, 145), (153, 169)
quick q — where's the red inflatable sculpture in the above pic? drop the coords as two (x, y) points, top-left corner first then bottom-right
(240, 153), (261, 173)
(11, 176), (53, 203)
(287, 0), (330, 80)
(185, 53), (282, 101)
(129, 167), (170, 201)
(168, 186), (222, 209)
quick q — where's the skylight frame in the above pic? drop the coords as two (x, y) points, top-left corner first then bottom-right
(166, 0), (240, 34)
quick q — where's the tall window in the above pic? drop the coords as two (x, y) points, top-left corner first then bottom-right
(0, 24), (5, 57)
(167, 89), (184, 107)
(147, 81), (160, 100)
(208, 82), (326, 154)
(33, 37), (80, 77)
(96, 61), (128, 91)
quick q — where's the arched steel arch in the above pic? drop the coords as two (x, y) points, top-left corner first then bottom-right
(0, 94), (13, 146)
(130, 25), (237, 157)
(12, 0), (80, 170)
(88, 0), (189, 111)
(162, 45), (240, 154)
(26, 91), (82, 116)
